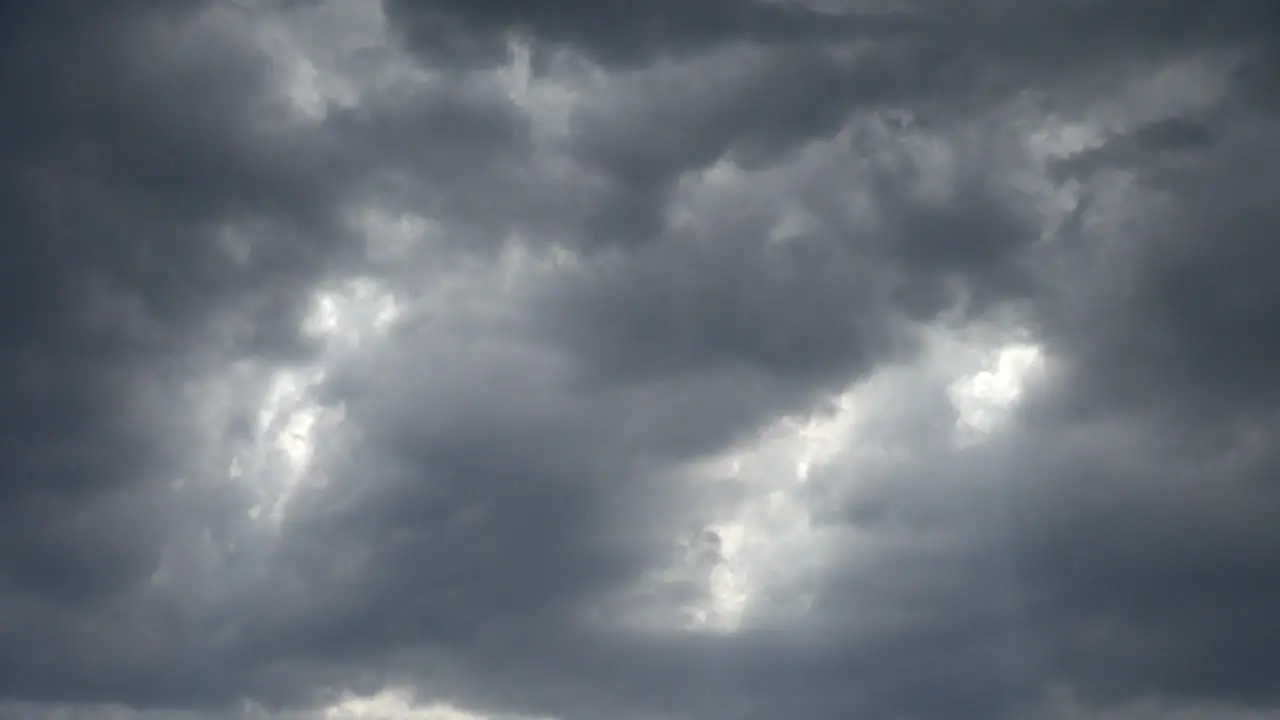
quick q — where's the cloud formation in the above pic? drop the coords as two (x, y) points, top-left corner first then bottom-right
(2, 1), (1279, 719)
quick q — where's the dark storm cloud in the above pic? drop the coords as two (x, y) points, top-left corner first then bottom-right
(0, 1), (246, 603)
(374, 2), (1280, 716)
(1044, 114), (1280, 427)
(1008, 436), (1280, 705)
(382, 0), (922, 70)
(0, 0), (376, 708)
(4, 0), (1280, 719)
(0, 0), (529, 614)
(229, 327), (789, 670)
(1049, 115), (1218, 180)
(0, 2), (324, 706)
(797, 93), (1280, 719)
(0, 0), (551, 707)
(284, 26), (1278, 720)
(992, 96), (1280, 709)
(827, 403), (1280, 710)
(325, 75), (536, 232)
(541, 141), (1038, 388)
(380, 0), (1278, 257)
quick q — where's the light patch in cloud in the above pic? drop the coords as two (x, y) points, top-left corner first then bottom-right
(223, 278), (403, 526)
(495, 40), (581, 142)
(302, 279), (403, 347)
(948, 342), (1043, 442)
(642, 388), (861, 633)
(700, 521), (749, 631)
(666, 158), (752, 233)
(319, 688), (553, 720)
(349, 207), (439, 264)
(249, 0), (426, 122)
(252, 18), (357, 122)
(244, 363), (330, 524)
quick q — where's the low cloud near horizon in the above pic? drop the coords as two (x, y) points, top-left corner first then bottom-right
(2, 1), (1279, 718)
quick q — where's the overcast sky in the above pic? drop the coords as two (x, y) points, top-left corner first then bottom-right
(2, 1), (1279, 719)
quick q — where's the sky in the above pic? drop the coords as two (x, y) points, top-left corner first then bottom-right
(2, 1), (1279, 719)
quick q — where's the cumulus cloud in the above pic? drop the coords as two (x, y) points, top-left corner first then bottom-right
(2, 1), (1278, 719)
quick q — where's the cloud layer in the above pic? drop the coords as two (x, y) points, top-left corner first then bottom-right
(2, 1), (1279, 719)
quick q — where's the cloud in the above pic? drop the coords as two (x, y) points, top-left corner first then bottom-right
(382, 0), (922, 70)
(1, 1), (1278, 719)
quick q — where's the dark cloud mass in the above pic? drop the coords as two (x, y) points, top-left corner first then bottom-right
(2, 1), (1279, 719)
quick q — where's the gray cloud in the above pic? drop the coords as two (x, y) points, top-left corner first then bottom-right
(2, 1), (1279, 719)
(382, 0), (922, 70)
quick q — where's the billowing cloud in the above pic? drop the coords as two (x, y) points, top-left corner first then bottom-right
(2, 1), (1278, 719)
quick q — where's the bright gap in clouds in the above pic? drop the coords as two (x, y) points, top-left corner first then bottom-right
(611, 393), (857, 635)
(239, 687), (557, 720)
(319, 687), (554, 720)
(645, 326), (1043, 635)
(226, 200), (583, 532)
(948, 342), (1044, 443)
(232, 276), (402, 527)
